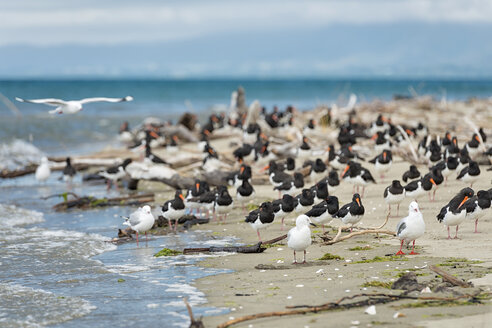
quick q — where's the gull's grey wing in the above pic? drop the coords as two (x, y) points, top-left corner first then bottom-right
(79, 96), (133, 104)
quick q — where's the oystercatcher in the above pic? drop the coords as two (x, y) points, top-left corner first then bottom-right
(272, 194), (296, 230)
(161, 190), (186, 232)
(384, 180), (406, 216)
(334, 193), (364, 232)
(245, 202), (275, 241)
(265, 160), (291, 188)
(395, 201), (425, 255)
(341, 162), (376, 198)
(327, 145), (349, 170)
(308, 158), (328, 182)
(402, 165), (421, 183)
(214, 186), (234, 223)
(464, 189), (491, 233)
(288, 215), (316, 264)
(305, 196), (339, 233)
(99, 158), (132, 191)
(295, 188), (315, 213)
(62, 157), (76, 183)
(145, 144), (167, 165)
(404, 175), (436, 202)
(465, 133), (481, 159)
(236, 179), (255, 211)
(457, 160), (481, 187)
(297, 136), (311, 158)
(369, 149), (392, 180)
(311, 180), (329, 204)
(274, 172), (304, 196)
(436, 187), (474, 239)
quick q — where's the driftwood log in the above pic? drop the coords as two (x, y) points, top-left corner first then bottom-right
(183, 234), (287, 254)
(1, 163), (89, 179)
(52, 193), (154, 211)
(217, 292), (482, 328)
(430, 265), (472, 288)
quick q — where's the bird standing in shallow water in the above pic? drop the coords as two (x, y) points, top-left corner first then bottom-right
(395, 201), (425, 255)
(123, 205), (155, 246)
(288, 215), (316, 264)
(36, 157), (51, 183)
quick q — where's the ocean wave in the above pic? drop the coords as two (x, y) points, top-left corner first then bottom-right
(0, 139), (44, 171)
(0, 282), (96, 328)
(0, 204), (44, 227)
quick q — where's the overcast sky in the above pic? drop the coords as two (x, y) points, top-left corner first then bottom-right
(1, 0), (491, 78)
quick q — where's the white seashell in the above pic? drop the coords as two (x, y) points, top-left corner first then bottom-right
(420, 286), (432, 294)
(365, 305), (377, 315)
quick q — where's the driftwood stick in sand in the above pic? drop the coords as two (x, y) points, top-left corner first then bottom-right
(183, 234), (287, 255)
(396, 125), (419, 163)
(325, 228), (396, 245)
(52, 193), (154, 211)
(429, 265), (472, 288)
(217, 292), (479, 328)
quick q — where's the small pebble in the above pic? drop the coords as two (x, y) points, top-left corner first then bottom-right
(260, 270), (266, 273)
(327, 278), (332, 281)
(338, 275), (343, 278)
(277, 248), (283, 251)
(296, 284), (304, 288)
(287, 296), (292, 299)
(351, 320), (360, 325)
(345, 289), (351, 293)
(283, 274), (288, 277)
(365, 305), (376, 315)
(316, 269), (324, 274)
(335, 268), (340, 271)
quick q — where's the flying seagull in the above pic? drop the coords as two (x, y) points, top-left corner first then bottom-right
(15, 96), (133, 114)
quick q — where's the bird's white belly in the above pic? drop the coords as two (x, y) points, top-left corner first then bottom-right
(215, 203), (233, 214)
(287, 227), (312, 251)
(466, 206), (486, 221)
(341, 213), (362, 225)
(35, 165), (51, 181)
(249, 219), (271, 231)
(375, 161), (391, 174)
(443, 209), (466, 226)
(385, 192), (406, 205)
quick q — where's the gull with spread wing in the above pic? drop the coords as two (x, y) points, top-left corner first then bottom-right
(15, 96), (133, 114)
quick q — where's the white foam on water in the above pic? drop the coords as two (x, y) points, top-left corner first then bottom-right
(0, 282), (95, 328)
(0, 204), (44, 227)
(0, 139), (45, 171)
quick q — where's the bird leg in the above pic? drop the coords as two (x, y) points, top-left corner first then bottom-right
(444, 176), (447, 187)
(322, 224), (325, 234)
(145, 232), (148, 246)
(474, 219), (480, 233)
(395, 239), (405, 255)
(352, 185), (356, 194)
(136, 232), (139, 247)
(302, 250), (307, 264)
(388, 204), (391, 216)
(361, 187), (365, 198)
(453, 225), (460, 239)
(106, 180), (111, 191)
(409, 240), (419, 255)
(257, 230), (262, 242)
(428, 192), (432, 202)
(432, 188), (437, 201)
(447, 226), (451, 239)
(278, 190), (281, 199)
(292, 250), (297, 264)
(281, 217), (285, 231)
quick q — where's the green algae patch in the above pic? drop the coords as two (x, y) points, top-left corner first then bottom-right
(117, 278), (125, 283)
(349, 246), (372, 251)
(154, 248), (182, 257)
(246, 204), (259, 211)
(361, 281), (392, 289)
(437, 258), (484, 267)
(318, 253), (344, 261)
(354, 255), (407, 264)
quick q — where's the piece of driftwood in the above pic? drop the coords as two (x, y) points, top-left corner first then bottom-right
(217, 292), (481, 328)
(184, 298), (204, 328)
(183, 234), (287, 254)
(324, 228), (396, 245)
(1, 163), (89, 179)
(429, 265), (472, 288)
(52, 193), (154, 211)
(149, 174), (195, 190)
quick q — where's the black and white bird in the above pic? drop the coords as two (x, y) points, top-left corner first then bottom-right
(99, 158), (132, 191)
(274, 172), (304, 196)
(384, 180), (406, 216)
(295, 188), (315, 213)
(123, 205), (155, 246)
(233, 143), (255, 163)
(272, 194), (297, 230)
(185, 180), (209, 215)
(245, 202), (275, 241)
(214, 186), (234, 223)
(435, 156), (459, 185)
(327, 145), (349, 170)
(436, 187), (474, 239)
(62, 157), (76, 183)
(464, 190), (491, 234)
(305, 196), (339, 233)
(145, 144), (167, 165)
(395, 201), (425, 255)
(236, 179), (255, 211)
(369, 150), (392, 180)
(287, 215), (316, 264)
(457, 160), (481, 187)
(16, 95), (133, 114)
(404, 175), (437, 202)
(265, 160), (292, 188)
(311, 180), (330, 204)
(465, 133), (481, 159)
(424, 167), (444, 201)
(297, 136), (312, 158)
(283, 157), (296, 173)
(402, 165), (421, 183)
(341, 162), (376, 198)
(334, 193), (365, 232)
(161, 190), (186, 232)
(372, 131), (392, 153)
(308, 158), (328, 182)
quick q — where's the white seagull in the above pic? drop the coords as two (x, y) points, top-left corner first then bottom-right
(123, 205), (155, 246)
(15, 96), (133, 114)
(287, 214), (316, 264)
(35, 156), (51, 182)
(395, 201), (425, 255)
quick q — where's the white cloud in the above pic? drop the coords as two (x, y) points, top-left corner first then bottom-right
(0, 0), (491, 46)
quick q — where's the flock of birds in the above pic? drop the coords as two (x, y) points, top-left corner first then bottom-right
(27, 95), (492, 263)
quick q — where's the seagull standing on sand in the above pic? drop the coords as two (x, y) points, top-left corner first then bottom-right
(16, 96), (133, 114)
(123, 205), (155, 246)
(288, 214), (316, 264)
(35, 157), (51, 182)
(395, 201), (425, 255)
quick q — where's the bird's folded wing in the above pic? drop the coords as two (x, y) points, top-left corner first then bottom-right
(15, 97), (67, 106)
(129, 210), (142, 226)
(79, 96), (133, 104)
